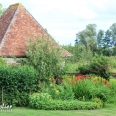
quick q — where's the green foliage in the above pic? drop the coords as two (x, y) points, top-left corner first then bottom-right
(90, 83), (111, 102)
(63, 43), (93, 63)
(22, 36), (64, 82)
(76, 24), (97, 54)
(107, 79), (116, 104)
(72, 78), (111, 103)
(92, 98), (103, 108)
(42, 83), (75, 100)
(0, 3), (6, 16)
(72, 79), (93, 100)
(108, 56), (116, 72)
(64, 23), (116, 58)
(75, 23), (116, 56)
(29, 93), (99, 110)
(0, 65), (38, 106)
(64, 61), (78, 72)
(0, 57), (7, 66)
(110, 23), (116, 47)
(29, 93), (52, 108)
(78, 55), (111, 80)
(110, 79), (116, 93)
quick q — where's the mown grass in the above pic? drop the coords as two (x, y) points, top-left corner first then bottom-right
(0, 104), (116, 116)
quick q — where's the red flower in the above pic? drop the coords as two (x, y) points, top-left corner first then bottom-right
(75, 74), (84, 81)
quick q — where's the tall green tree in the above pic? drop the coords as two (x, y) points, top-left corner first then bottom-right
(103, 30), (112, 48)
(97, 30), (104, 47)
(110, 23), (116, 46)
(97, 29), (112, 56)
(76, 24), (97, 54)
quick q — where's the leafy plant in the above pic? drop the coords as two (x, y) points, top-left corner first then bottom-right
(72, 78), (94, 100)
(72, 77), (111, 103)
(78, 54), (111, 80)
(107, 79), (116, 104)
(21, 36), (65, 82)
(43, 83), (75, 100)
(92, 98), (103, 108)
(29, 93), (99, 110)
(0, 65), (38, 106)
(0, 57), (7, 66)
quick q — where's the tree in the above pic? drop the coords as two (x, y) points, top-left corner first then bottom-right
(110, 23), (116, 46)
(75, 23), (116, 57)
(96, 29), (113, 56)
(97, 30), (104, 47)
(22, 36), (64, 82)
(78, 54), (111, 80)
(0, 3), (5, 16)
(76, 24), (97, 54)
(103, 30), (112, 48)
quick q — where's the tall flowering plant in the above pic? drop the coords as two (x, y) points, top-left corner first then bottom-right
(46, 77), (74, 100)
(71, 75), (111, 102)
(71, 74), (92, 84)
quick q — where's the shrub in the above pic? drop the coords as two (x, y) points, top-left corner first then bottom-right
(109, 79), (116, 93)
(72, 78), (94, 100)
(29, 93), (52, 109)
(0, 65), (38, 106)
(78, 54), (111, 80)
(107, 79), (116, 104)
(42, 83), (75, 100)
(0, 57), (7, 66)
(64, 61), (78, 72)
(90, 84), (111, 102)
(72, 77), (111, 103)
(21, 36), (65, 83)
(92, 98), (103, 108)
(29, 93), (99, 110)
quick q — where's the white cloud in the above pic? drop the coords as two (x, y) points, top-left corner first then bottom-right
(88, 0), (109, 9)
(1, 0), (116, 45)
(29, 0), (97, 19)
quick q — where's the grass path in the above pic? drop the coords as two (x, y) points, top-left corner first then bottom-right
(0, 104), (116, 116)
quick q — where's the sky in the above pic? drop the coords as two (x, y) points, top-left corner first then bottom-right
(0, 0), (116, 45)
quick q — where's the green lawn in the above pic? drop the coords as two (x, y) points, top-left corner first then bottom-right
(0, 104), (116, 116)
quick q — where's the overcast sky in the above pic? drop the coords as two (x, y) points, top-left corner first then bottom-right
(0, 0), (116, 45)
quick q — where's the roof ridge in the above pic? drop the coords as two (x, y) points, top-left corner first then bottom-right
(10, 3), (55, 42)
(9, 3), (22, 7)
(25, 7), (52, 38)
(0, 4), (20, 48)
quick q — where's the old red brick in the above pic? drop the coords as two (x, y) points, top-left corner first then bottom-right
(0, 3), (72, 57)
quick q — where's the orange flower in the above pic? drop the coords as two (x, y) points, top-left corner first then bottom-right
(107, 83), (111, 88)
(75, 74), (84, 81)
(71, 81), (76, 84)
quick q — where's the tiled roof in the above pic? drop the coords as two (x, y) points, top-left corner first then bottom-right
(0, 4), (17, 43)
(0, 3), (73, 57)
(62, 49), (73, 57)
